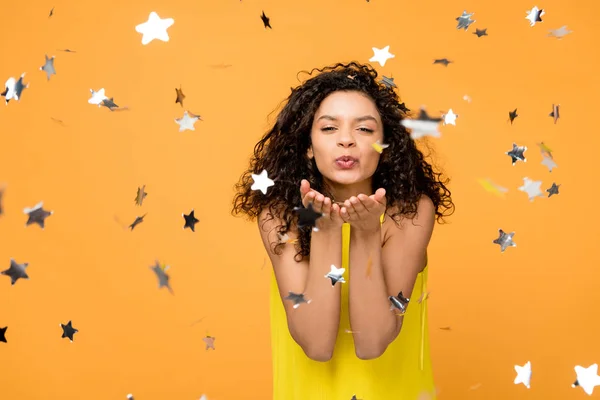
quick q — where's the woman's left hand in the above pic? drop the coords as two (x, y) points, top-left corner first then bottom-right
(339, 188), (387, 232)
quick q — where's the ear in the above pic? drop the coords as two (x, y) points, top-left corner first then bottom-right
(307, 147), (313, 159)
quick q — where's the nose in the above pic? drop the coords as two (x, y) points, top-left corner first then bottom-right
(337, 130), (356, 148)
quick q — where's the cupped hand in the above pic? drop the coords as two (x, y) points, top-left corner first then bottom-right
(340, 189), (387, 232)
(300, 179), (347, 230)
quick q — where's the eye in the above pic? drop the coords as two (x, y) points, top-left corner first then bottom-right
(359, 127), (374, 133)
(321, 126), (336, 131)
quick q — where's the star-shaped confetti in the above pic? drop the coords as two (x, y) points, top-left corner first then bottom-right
(175, 86), (185, 106)
(372, 139), (389, 154)
(0, 326), (6, 343)
(2, 73), (29, 104)
(284, 291), (311, 308)
(251, 169), (275, 195)
(547, 182), (560, 197)
(89, 88), (108, 106)
(151, 261), (173, 294)
(508, 108), (518, 124)
(518, 177), (544, 201)
(129, 214), (146, 230)
(325, 265), (345, 286)
(369, 45), (395, 67)
(380, 76), (396, 88)
(473, 28), (488, 37)
(24, 201), (53, 229)
(456, 11), (475, 30)
(175, 111), (200, 132)
(135, 12), (174, 45)
(1, 259), (29, 285)
(505, 143), (527, 165)
(526, 6), (545, 27)
(433, 58), (452, 67)
(572, 364), (600, 395)
(537, 142), (553, 158)
(514, 361), (532, 388)
(260, 11), (272, 29)
(60, 320), (78, 342)
(389, 291), (410, 314)
(493, 229), (516, 252)
(442, 109), (458, 125)
(203, 335), (216, 350)
(541, 154), (558, 172)
(0, 184), (5, 216)
(400, 107), (443, 139)
(135, 185), (147, 206)
(477, 178), (508, 197)
(549, 104), (560, 123)
(548, 25), (572, 39)
(293, 202), (323, 229)
(101, 97), (119, 111)
(183, 210), (199, 231)
(40, 55), (56, 80)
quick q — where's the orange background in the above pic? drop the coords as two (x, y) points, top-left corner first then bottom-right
(0, 0), (598, 399)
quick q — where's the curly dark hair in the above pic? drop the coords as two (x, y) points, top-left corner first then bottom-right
(231, 61), (454, 261)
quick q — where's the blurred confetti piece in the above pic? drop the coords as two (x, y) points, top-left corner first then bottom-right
(525, 6), (545, 27)
(572, 364), (600, 395)
(463, 94), (472, 102)
(369, 45), (395, 67)
(401, 107), (442, 139)
(548, 25), (572, 39)
(469, 383), (482, 390)
(514, 361), (532, 388)
(518, 177), (544, 201)
(477, 178), (508, 197)
(203, 335), (216, 350)
(541, 154), (558, 172)
(537, 142), (553, 158)
(135, 12), (174, 45)
(371, 139), (389, 154)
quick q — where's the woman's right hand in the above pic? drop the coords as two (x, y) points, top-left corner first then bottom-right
(300, 179), (348, 230)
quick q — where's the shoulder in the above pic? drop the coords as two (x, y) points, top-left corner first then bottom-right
(382, 195), (435, 242)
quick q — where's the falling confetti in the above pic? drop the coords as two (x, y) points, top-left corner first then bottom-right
(183, 210), (199, 231)
(0, 184), (5, 215)
(514, 361), (532, 388)
(0, 326), (6, 343)
(134, 185), (147, 206)
(547, 183), (560, 197)
(380, 76), (396, 88)
(40, 55), (56, 80)
(508, 108), (518, 124)
(549, 104), (560, 123)
(2, 73), (29, 104)
(251, 169), (275, 195)
(433, 58), (452, 67)
(293, 202), (323, 229)
(369, 45), (395, 67)
(537, 142), (553, 158)
(260, 11), (272, 29)
(525, 6), (545, 27)
(1, 259), (29, 285)
(135, 12), (175, 45)
(175, 111), (200, 132)
(60, 321), (78, 342)
(477, 178), (509, 197)
(400, 107), (443, 139)
(548, 25), (572, 39)
(324, 265), (345, 286)
(284, 291), (311, 308)
(572, 364), (600, 395)
(473, 28), (488, 37)
(442, 109), (458, 125)
(150, 261), (173, 294)
(493, 229), (516, 252)
(129, 214), (147, 230)
(23, 201), (53, 229)
(89, 88), (108, 106)
(505, 143), (527, 165)
(175, 86), (185, 106)
(372, 139), (390, 154)
(389, 291), (410, 314)
(518, 177), (544, 201)
(456, 10), (475, 30)
(541, 154), (558, 172)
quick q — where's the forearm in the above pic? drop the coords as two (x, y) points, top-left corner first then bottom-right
(293, 227), (343, 359)
(348, 226), (398, 358)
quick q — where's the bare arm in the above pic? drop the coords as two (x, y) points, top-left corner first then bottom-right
(259, 209), (343, 361)
(348, 196), (435, 359)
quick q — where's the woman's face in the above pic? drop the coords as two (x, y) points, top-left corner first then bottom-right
(308, 90), (384, 194)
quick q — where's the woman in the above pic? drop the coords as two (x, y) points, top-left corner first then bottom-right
(232, 61), (454, 399)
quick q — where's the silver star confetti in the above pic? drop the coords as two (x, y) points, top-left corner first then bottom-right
(518, 177), (544, 201)
(175, 111), (200, 132)
(456, 11), (475, 30)
(400, 107), (443, 139)
(251, 169), (275, 195)
(324, 265), (345, 286)
(572, 364), (600, 396)
(541, 154), (558, 172)
(514, 361), (532, 388)
(506, 143), (527, 165)
(548, 25), (572, 39)
(284, 291), (311, 308)
(547, 183), (560, 197)
(40, 55), (56, 80)
(525, 6), (545, 27)
(389, 291), (410, 314)
(493, 229), (516, 252)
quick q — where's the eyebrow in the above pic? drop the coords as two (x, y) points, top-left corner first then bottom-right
(316, 115), (379, 124)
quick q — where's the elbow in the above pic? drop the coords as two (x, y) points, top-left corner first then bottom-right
(354, 343), (386, 360)
(303, 345), (334, 362)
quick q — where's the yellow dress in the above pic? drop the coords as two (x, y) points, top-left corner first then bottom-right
(270, 216), (436, 400)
